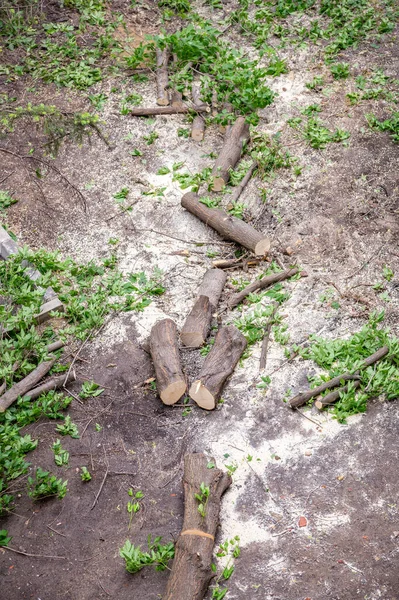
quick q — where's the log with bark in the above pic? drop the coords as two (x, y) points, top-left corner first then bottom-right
(47, 340), (64, 353)
(212, 117), (250, 191)
(227, 266), (300, 310)
(314, 380), (361, 410)
(156, 48), (170, 106)
(229, 161), (257, 204)
(180, 269), (227, 348)
(162, 453), (231, 600)
(0, 358), (57, 412)
(189, 325), (247, 410)
(289, 345), (389, 409)
(22, 372), (77, 401)
(181, 192), (271, 256)
(150, 318), (186, 405)
(131, 105), (208, 117)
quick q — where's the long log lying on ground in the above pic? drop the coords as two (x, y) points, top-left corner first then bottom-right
(229, 161), (257, 203)
(212, 116), (250, 191)
(227, 266), (300, 310)
(0, 358), (56, 412)
(150, 318), (186, 405)
(162, 453), (231, 600)
(156, 48), (170, 106)
(189, 325), (247, 410)
(181, 269), (227, 347)
(181, 192), (270, 256)
(131, 105), (208, 116)
(23, 372), (77, 401)
(289, 345), (389, 409)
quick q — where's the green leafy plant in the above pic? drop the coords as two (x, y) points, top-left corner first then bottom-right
(127, 488), (144, 529)
(383, 265), (394, 282)
(27, 467), (68, 500)
(79, 380), (104, 399)
(143, 131), (158, 145)
(0, 190), (18, 211)
(0, 529), (11, 547)
(330, 62), (350, 79)
(120, 536), (175, 573)
(367, 112), (399, 143)
(56, 415), (79, 439)
(194, 482), (210, 518)
(80, 466), (92, 481)
(52, 439), (69, 466)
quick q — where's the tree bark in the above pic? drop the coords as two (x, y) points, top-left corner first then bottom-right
(180, 269), (227, 348)
(131, 106), (208, 116)
(156, 47), (170, 106)
(289, 345), (389, 409)
(162, 453), (231, 600)
(0, 358), (57, 412)
(227, 267), (300, 310)
(189, 325), (247, 410)
(315, 380), (361, 410)
(23, 372), (77, 401)
(180, 296), (213, 348)
(191, 116), (205, 141)
(150, 319), (186, 405)
(229, 161), (257, 203)
(212, 117), (250, 191)
(181, 192), (270, 256)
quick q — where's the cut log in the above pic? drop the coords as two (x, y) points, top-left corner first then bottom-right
(23, 371), (77, 401)
(315, 380), (361, 410)
(162, 453), (231, 600)
(156, 47), (170, 106)
(191, 116), (205, 141)
(180, 269), (227, 348)
(150, 318), (186, 405)
(181, 192), (271, 256)
(192, 84), (206, 108)
(131, 105), (208, 116)
(289, 345), (389, 409)
(212, 117), (250, 191)
(212, 257), (261, 270)
(229, 161), (257, 203)
(227, 266), (300, 310)
(197, 268), (227, 308)
(0, 358), (56, 412)
(189, 325), (247, 410)
(180, 296), (212, 348)
(47, 340), (64, 353)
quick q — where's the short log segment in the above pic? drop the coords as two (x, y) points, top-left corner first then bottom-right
(181, 192), (270, 256)
(212, 116), (250, 191)
(315, 380), (361, 410)
(189, 325), (247, 410)
(150, 318), (186, 405)
(180, 269), (227, 348)
(156, 48), (170, 106)
(290, 345), (389, 409)
(227, 267), (300, 310)
(0, 358), (56, 412)
(23, 372), (77, 401)
(162, 453), (231, 600)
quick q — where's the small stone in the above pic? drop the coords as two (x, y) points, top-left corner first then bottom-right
(283, 246), (294, 256)
(298, 516), (307, 528)
(304, 449), (312, 456)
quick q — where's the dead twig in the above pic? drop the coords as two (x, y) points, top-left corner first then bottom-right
(2, 546), (66, 559)
(90, 447), (109, 511)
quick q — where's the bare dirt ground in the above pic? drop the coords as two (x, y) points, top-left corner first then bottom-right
(1, 1), (399, 599)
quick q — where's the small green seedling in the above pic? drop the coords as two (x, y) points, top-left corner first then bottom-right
(127, 489), (144, 529)
(52, 439), (69, 466)
(80, 466), (92, 482)
(79, 380), (104, 399)
(56, 415), (79, 439)
(194, 482), (210, 518)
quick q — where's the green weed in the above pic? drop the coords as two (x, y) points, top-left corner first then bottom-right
(120, 536), (175, 573)
(27, 467), (68, 500)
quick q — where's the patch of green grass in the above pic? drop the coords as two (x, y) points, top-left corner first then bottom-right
(290, 116), (350, 149)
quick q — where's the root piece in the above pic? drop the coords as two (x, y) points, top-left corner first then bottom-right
(211, 117), (250, 191)
(227, 267), (300, 309)
(290, 345), (389, 409)
(150, 318), (186, 405)
(181, 269), (227, 348)
(0, 358), (56, 412)
(156, 47), (170, 106)
(181, 192), (270, 256)
(162, 453), (231, 600)
(212, 258), (261, 269)
(131, 105), (208, 116)
(189, 325), (247, 410)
